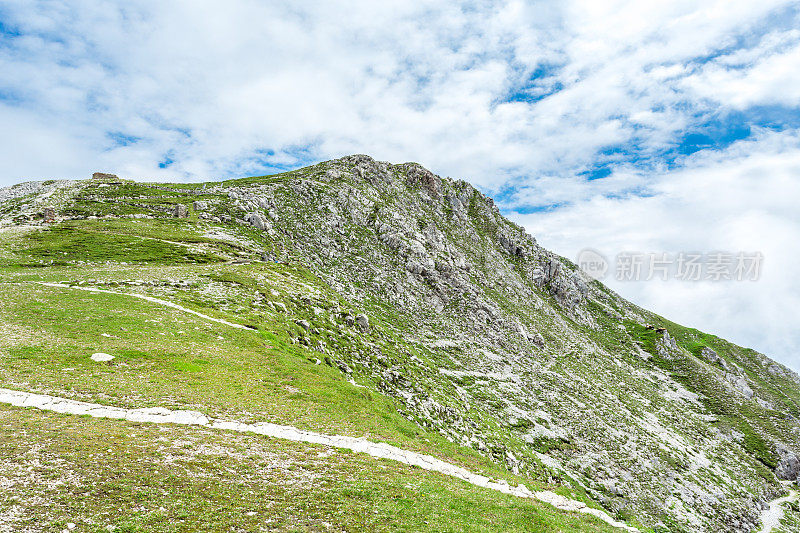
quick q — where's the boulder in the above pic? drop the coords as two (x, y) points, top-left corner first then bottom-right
(355, 314), (369, 331)
(91, 352), (114, 362)
(528, 332), (546, 347)
(775, 444), (800, 480)
(173, 204), (189, 218)
(193, 200), (208, 211)
(245, 212), (268, 230)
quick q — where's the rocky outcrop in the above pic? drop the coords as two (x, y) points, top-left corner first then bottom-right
(173, 204), (189, 218)
(534, 256), (588, 309)
(398, 162), (441, 198)
(775, 444), (800, 481)
(700, 346), (730, 370)
(92, 172), (119, 181)
(245, 212), (268, 230)
(725, 372), (754, 399)
(656, 331), (680, 360)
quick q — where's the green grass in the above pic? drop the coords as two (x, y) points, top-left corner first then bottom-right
(622, 316), (781, 470)
(0, 276), (552, 494)
(0, 406), (619, 532)
(10, 223), (223, 266)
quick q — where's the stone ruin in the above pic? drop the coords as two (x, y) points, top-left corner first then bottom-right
(92, 172), (120, 182)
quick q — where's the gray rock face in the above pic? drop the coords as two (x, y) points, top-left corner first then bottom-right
(700, 346), (729, 370)
(399, 163), (440, 197)
(656, 331), (680, 360)
(245, 212), (268, 230)
(498, 230), (527, 258)
(775, 444), (800, 480)
(193, 200), (208, 211)
(534, 256), (588, 309)
(173, 204), (189, 218)
(725, 373), (754, 398)
(355, 314), (369, 331)
(92, 172), (119, 181)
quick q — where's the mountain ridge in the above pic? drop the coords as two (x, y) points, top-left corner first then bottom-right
(1, 154), (799, 532)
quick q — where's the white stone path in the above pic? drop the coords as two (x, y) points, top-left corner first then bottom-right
(0, 387), (637, 531)
(10, 282), (643, 529)
(759, 481), (799, 533)
(39, 282), (254, 330)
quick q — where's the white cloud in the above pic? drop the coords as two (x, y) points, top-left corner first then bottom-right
(510, 131), (800, 369)
(685, 37), (800, 108)
(0, 0), (794, 185)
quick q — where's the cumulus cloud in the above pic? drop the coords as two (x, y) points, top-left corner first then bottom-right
(1, 0), (795, 183)
(1, 0), (799, 367)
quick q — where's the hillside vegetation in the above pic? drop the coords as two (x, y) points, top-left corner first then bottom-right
(1, 155), (798, 532)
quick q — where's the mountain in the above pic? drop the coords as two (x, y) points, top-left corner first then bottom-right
(1, 154), (799, 532)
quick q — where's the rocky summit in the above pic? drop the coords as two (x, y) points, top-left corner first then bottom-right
(1, 155), (799, 532)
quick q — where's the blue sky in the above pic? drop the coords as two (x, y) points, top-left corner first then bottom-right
(1, 0), (800, 370)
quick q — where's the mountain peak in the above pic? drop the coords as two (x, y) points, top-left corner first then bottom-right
(0, 158), (798, 532)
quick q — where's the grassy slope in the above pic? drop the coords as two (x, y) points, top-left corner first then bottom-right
(0, 406), (618, 533)
(4, 168), (798, 531)
(0, 218), (624, 531)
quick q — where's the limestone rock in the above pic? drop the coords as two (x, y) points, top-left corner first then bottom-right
(355, 314), (369, 331)
(656, 332), (680, 360)
(534, 256), (588, 309)
(245, 212), (268, 230)
(173, 204), (189, 218)
(92, 172), (119, 181)
(399, 163), (440, 197)
(775, 444), (800, 480)
(725, 373), (754, 398)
